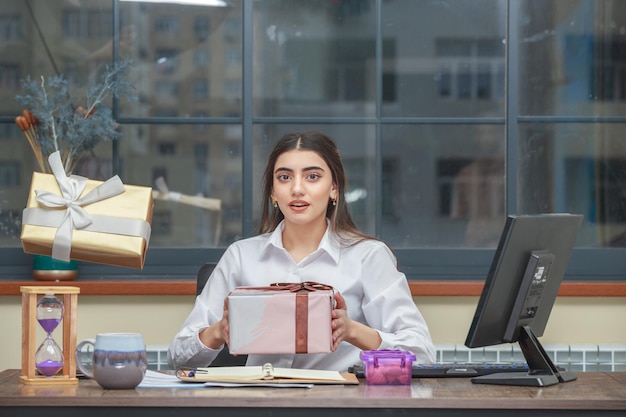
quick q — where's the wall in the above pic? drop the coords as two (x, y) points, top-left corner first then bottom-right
(1, 295), (625, 371)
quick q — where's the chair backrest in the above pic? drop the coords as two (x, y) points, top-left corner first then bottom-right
(196, 263), (215, 295)
(196, 263), (247, 367)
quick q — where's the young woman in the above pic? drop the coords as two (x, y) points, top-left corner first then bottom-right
(167, 131), (435, 372)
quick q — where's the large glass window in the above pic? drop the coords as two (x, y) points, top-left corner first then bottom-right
(1, 0), (626, 281)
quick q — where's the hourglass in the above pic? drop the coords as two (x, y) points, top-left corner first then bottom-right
(35, 294), (64, 376)
(20, 286), (80, 385)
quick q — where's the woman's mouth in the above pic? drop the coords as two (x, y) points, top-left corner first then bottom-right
(289, 201), (309, 211)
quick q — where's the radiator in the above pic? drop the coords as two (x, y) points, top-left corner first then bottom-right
(434, 343), (626, 372)
(145, 344), (626, 372)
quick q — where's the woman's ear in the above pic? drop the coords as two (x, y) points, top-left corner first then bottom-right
(330, 184), (337, 200)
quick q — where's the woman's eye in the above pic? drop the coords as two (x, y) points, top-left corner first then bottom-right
(307, 173), (320, 180)
(277, 174), (290, 181)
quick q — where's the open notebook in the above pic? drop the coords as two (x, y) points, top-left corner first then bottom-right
(176, 363), (358, 385)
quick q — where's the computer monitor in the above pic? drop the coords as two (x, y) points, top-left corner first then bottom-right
(464, 213), (583, 387)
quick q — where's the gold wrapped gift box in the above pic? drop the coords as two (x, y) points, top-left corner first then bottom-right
(21, 172), (153, 269)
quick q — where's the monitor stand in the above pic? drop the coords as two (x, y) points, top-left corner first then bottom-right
(471, 325), (577, 387)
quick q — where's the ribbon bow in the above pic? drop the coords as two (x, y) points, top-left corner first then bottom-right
(270, 282), (334, 292)
(33, 151), (126, 262)
(240, 281), (334, 293)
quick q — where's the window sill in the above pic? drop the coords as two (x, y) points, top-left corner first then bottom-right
(0, 280), (624, 296)
(0, 280), (196, 296)
(410, 281), (626, 297)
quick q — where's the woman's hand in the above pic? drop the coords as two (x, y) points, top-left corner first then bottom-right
(198, 296), (230, 349)
(331, 292), (350, 350)
(219, 296), (231, 346)
(332, 291), (382, 351)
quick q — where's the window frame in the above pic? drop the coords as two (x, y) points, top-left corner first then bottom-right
(1, 0), (625, 286)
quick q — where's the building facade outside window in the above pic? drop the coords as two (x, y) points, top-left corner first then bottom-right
(0, 0), (625, 281)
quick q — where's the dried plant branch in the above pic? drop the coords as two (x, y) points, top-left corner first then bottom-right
(15, 58), (136, 174)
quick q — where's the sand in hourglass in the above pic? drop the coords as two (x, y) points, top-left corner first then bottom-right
(36, 357), (63, 376)
(39, 318), (60, 333)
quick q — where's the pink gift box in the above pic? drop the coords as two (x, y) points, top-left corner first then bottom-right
(228, 282), (334, 355)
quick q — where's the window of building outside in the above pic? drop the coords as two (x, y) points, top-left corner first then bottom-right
(0, 0), (625, 282)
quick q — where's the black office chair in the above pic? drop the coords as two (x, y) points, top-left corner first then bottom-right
(196, 263), (248, 367)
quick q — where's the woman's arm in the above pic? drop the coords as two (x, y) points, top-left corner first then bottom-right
(331, 291), (382, 351)
(167, 245), (241, 369)
(358, 242), (436, 363)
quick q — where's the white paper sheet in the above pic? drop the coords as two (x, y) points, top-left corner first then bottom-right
(138, 370), (313, 389)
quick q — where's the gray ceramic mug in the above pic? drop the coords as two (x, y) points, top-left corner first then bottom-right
(75, 332), (147, 389)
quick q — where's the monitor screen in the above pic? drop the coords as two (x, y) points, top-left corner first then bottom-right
(464, 213), (583, 387)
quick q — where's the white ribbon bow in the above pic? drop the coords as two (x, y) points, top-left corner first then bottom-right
(32, 151), (126, 262)
(154, 176), (182, 202)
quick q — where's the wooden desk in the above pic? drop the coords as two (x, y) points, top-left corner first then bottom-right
(0, 369), (625, 417)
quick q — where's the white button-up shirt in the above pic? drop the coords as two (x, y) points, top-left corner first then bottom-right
(167, 221), (436, 372)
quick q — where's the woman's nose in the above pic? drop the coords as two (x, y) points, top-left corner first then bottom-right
(291, 178), (304, 196)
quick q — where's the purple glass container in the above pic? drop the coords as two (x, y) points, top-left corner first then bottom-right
(359, 349), (416, 385)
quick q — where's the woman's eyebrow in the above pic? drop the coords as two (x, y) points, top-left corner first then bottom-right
(274, 166), (293, 174)
(274, 166), (325, 174)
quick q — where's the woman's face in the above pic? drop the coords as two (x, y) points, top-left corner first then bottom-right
(272, 149), (337, 228)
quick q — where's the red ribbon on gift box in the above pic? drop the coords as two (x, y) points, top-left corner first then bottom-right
(271, 282), (334, 353)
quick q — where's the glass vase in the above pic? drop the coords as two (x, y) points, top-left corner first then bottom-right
(32, 254), (78, 282)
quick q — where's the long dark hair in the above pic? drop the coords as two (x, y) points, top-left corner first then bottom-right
(258, 131), (372, 244)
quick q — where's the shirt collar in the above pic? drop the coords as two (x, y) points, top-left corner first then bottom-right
(260, 220), (340, 265)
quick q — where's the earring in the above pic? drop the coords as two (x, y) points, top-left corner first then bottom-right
(331, 198), (337, 206)
(271, 197), (278, 208)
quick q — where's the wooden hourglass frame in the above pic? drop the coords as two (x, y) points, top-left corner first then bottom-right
(20, 286), (80, 385)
